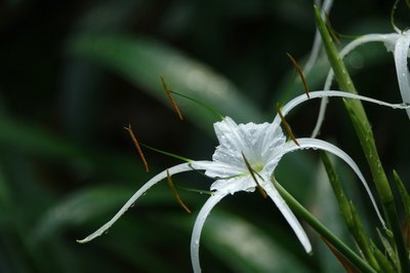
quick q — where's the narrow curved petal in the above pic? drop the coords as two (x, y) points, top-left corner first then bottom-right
(394, 31), (410, 119)
(191, 192), (227, 273)
(272, 90), (408, 129)
(311, 33), (400, 137)
(280, 138), (386, 228)
(77, 161), (209, 243)
(311, 96), (329, 137)
(303, 0), (334, 76)
(261, 181), (312, 253)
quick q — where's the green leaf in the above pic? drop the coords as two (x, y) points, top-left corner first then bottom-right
(204, 212), (310, 273)
(312, 156), (349, 273)
(33, 184), (203, 242)
(392, 170), (410, 219)
(0, 114), (147, 180)
(314, 7), (409, 272)
(320, 152), (382, 270)
(0, 115), (83, 160)
(68, 34), (263, 131)
(33, 186), (133, 241)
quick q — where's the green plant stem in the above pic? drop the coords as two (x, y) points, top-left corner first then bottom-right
(273, 179), (377, 273)
(392, 170), (410, 251)
(313, 5), (391, 205)
(314, 6), (408, 273)
(320, 152), (380, 270)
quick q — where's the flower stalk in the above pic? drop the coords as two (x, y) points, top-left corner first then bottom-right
(273, 178), (377, 273)
(314, 6), (409, 272)
(320, 151), (381, 271)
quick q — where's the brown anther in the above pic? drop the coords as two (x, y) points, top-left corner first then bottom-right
(276, 104), (300, 146)
(241, 152), (267, 199)
(124, 124), (150, 172)
(160, 76), (184, 120)
(166, 169), (192, 214)
(286, 53), (310, 98)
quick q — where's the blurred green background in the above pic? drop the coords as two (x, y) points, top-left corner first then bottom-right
(0, 0), (409, 272)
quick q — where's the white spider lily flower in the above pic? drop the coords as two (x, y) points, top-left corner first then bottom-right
(77, 90), (408, 273)
(311, 29), (410, 137)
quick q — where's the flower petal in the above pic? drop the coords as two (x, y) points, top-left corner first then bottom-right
(280, 138), (386, 228)
(394, 30), (410, 119)
(212, 117), (286, 169)
(191, 192), (227, 273)
(213, 117), (246, 152)
(311, 33), (400, 137)
(77, 161), (209, 243)
(258, 124), (286, 163)
(272, 90), (409, 130)
(211, 176), (256, 195)
(212, 117), (248, 169)
(261, 181), (312, 253)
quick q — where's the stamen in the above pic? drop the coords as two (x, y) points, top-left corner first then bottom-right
(160, 76), (184, 120)
(275, 103), (300, 146)
(168, 90), (224, 120)
(286, 53), (310, 98)
(141, 143), (192, 162)
(178, 186), (213, 196)
(241, 152), (267, 199)
(124, 124), (150, 172)
(166, 169), (192, 213)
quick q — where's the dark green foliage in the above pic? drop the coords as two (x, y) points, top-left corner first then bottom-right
(0, 1), (408, 272)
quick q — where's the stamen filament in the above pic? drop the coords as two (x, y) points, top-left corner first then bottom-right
(178, 186), (213, 196)
(241, 152), (267, 199)
(141, 143), (192, 163)
(169, 90), (224, 120)
(160, 76), (184, 120)
(166, 169), (192, 213)
(124, 124), (150, 172)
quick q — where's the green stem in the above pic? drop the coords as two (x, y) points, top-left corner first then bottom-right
(314, 6), (408, 273)
(320, 152), (381, 270)
(385, 200), (409, 272)
(313, 5), (392, 205)
(273, 179), (377, 273)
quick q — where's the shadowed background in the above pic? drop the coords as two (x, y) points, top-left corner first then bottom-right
(0, 0), (408, 272)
